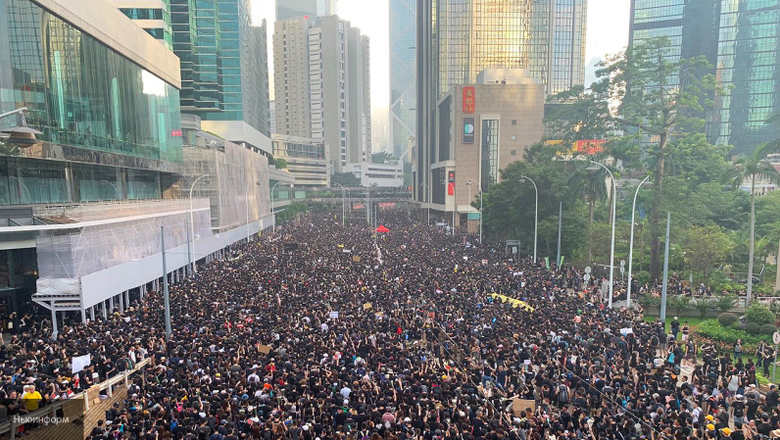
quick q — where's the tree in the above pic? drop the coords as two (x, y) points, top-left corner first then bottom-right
(684, 226), (733, 282)
(274, 158), (288, 169)
(600, 37), (715, 281)
(725, 143), (780, 305)
(371, 152), (394, 164)
(331, 172), (361, 187)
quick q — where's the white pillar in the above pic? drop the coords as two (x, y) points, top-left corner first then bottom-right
(80, 307), (87, 324)
(125, 290), (130, 308)
(50, 308), (58, 340)
(119, 293), (124, 313)
(89, 307), (95, 321)
(102, 301), (107, 319)
(109, 297), (114, 314)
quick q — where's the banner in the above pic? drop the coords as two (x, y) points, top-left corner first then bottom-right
(72, 354), (91, 374)
(463, 87), (475, 113)
(489, 293), (534, 312)
(329, 311), (339, 319)
(575, 140), (606, 155)
(544, 257), (550, 269)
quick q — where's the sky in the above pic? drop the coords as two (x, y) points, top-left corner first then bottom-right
(252, 0), (631, 114)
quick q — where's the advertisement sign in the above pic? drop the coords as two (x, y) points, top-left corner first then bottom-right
(447, 171), (455, 196)
(462, 87), (475, 113)
(463, 117), (475, 144)
(171, 129), (183, 137)
(352, 203), (365, 210)
(575, 140), (606, 155)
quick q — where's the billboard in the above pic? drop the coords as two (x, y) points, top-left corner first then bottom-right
(463, 117), (475, 144)
(462, 87), (475, 113)
(447, 171), (455, 196)
(575, 140), (606, 155)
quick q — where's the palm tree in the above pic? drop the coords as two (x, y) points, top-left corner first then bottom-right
(725, 143), (780, 305)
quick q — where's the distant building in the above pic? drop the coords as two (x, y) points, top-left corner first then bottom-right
(276, 0), (337, 21)
(389, 0), (416, 162)
(168, 0), (272, 153)
(345, 163), (404, 188)
(111, 0), (173, 49)
(274, 15), (371, 172)
(272, 134), (330, 187)
(424, 70), (545, 226)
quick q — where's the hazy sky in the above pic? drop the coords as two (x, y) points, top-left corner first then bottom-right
(253, 0), (631, 113)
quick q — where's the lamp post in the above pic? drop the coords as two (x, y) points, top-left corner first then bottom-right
(0, 107), (42, 147)
(335, 183), (346, 226)
(519, 175), (538, 263)
(587, 160), (617, 308)
(627, 175), (651, 309)
(189, 174), (211, 273)
(466, 179), (483, 244)
(420, 182), (430, 224)
(270, 181), (284, 233)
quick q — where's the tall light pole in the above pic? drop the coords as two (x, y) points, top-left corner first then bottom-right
(335, 183), (346, 226)
(466, 179), (483, 244)
(270, 181), (287, 233)
(627, 175), (651, 309)
(519, 175), (538, 263)
(189, 174), (211, 273)
(587, 161), (617, 308)
(420, 182), (430, 224)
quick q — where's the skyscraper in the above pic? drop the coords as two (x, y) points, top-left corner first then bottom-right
(274, 16), (371, 172)
(276, 0), (337, 21)
(166, 0), (272, 153)
(389, 0), (416, 162)
(710, 1), (780, 155)
(415, 0), (587, 204)
(111, 0), (174, 49)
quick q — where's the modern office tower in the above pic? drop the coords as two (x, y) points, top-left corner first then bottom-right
(710, 1), (780, 155)
(389, 0), (416, 162)
(168, 0), (271, 154)
(272, 134), (330, 187)
(274, 17), (313, 139)
(547, 0), (587, 95)
(276, 0), (337, 21)
(111, 0), (174, 49)
(275, 15), (371, 173)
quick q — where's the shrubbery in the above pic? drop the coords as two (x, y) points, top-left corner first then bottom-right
(745, 322), (762, 335)
(746, 303), (775, 325)
(718, 312), (738, 327)
(761, 323), (777, 335)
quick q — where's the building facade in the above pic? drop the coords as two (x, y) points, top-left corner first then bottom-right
(415, 0), (584, 207)
(389, 0), (416, 162)
(275, 15), (371, 173)
(345, 162), (404, 188)
(168, 0), (271, 153)
(111, 0), (173, 49)
(424, 74), (545, 226)
(272, 134), (329, 187)
(276, 0), (337, 21)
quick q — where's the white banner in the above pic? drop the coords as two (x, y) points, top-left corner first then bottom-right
(72, 354), (91, 374)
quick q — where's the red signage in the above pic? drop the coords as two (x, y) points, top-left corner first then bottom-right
(462, 87), (475, 113)
(171, 129), (183, 137)
(575, 140), (606, 155)
(447, 171), (455, 196)
(378, 202), (396, 209)
(352, 203), (364, 210)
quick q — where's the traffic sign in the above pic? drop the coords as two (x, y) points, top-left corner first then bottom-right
(773, 331), (780, 345)
(585, 266), (592, 274)
(620, 260), (625, 267)
(583, 274), (591, 282)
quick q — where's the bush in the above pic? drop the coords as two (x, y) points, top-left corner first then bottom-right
(745, 322), (762, 335)
(638, 295), (661, 307)
(716, 294), (738, 312)
(760, 323), (777, 335)
(695, 319), (772, 346)
(718, 312), (738, 327)
(746, 303), (776, 325)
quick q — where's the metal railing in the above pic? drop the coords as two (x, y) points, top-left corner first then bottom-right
(0, 357), (150, 440)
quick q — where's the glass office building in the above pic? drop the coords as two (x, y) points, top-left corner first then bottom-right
(170, 0), (271, 138)
(116, 0), (174, 50)
(0, 0), (183, 205)
(389, 0), (416, 162)
(548, 0), (587, 95)
(276, 0), (337, 21)
(711, 0), (780, 155)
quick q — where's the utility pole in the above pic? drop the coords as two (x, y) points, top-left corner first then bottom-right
(660, 212), (671, 322)
(161, 226), (172, 340)
(556, 201), (562, 268)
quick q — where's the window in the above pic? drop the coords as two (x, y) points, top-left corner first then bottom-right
(511, 150), (517, 156)
(511, 135), (517, 140)
(511, 120), (517, 126)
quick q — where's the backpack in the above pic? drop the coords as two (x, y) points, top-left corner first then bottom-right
(558, 384), (569, 403)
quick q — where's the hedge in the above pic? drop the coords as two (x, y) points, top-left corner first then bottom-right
(693, 319), (773, 355)
(718, 313), (738, 327)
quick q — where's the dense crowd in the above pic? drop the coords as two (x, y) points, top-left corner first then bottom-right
(0, 210), (779, 440)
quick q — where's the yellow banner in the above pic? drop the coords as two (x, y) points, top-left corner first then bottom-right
(490, 293), (534, 312)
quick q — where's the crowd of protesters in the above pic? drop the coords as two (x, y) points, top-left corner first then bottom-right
(0, 209), (778, 440)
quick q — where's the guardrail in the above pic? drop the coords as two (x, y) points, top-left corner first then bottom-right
(0, 357), (151, 440)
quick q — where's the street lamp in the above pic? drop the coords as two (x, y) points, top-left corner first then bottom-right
(519, 175), (538, 263)
(335, 183), (346, 226)
(627, 174), (651, 309)
(189, 174), (211, 273)
(0, 107), (42, 147)
(586, 161), (617, 308)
